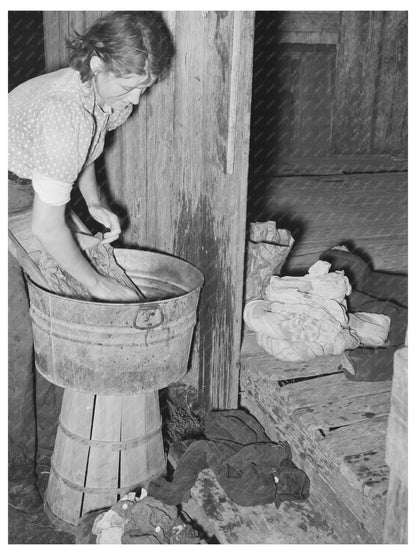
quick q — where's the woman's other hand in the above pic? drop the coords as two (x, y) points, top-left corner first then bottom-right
(88, 204), (121, 244)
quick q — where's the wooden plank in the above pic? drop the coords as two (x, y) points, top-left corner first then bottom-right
(277, 31), (339, 44)
(320, 415), (391, 503)
(183, 469), (340, 544)
(274, 154), (408, 176)
(222, 10), (255, 407)
(82, 394), (122, 514)
(293, 49), (335, 157)
(200, 10), (235, 408)
(321, 415), (388, 461)
(42, 12), (60, 71)
(287, 242), (408, 275)
(143, 392), (166, 483)
(294, 391), (391, 432)
(241, 355), (343, 382)
(204, 11), (233, 172)
(373, 12), (408, 154)
(120, 394), (147, 490)
(194, 11), (254, 409)
(383, 472), (408, 543)
(225, 11), (242, 174)
(341, 448), (389, 502)
(388, 347), (408, 426)
(384, 345), (408, 540)
(162, 10), (204, 391)
(279, 372), (392, 410)
(43, 12), (69, 71)
(241, 333), (347, 381)
(276, 12), (341, 34)
(140, 10), (176, 251)
(272, 44), (336, 161)
(46, 390), (94, 526)
(113, 92), (148, 246)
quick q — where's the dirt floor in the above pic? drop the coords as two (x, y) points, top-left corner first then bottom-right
(8, 456), (74, 544)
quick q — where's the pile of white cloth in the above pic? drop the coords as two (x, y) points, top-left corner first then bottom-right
(243, 260), (390, 362)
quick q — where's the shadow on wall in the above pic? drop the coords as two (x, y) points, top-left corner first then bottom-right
(9, 11), (45, 91)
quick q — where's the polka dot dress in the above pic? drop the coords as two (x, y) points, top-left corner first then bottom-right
(8, 68), (133, 201)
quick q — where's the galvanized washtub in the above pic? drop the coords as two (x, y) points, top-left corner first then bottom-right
(27, 249), (204, 395)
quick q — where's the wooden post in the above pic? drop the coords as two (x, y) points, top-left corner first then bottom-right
(383, 345), (408, 544)
(43, 11), (255, 409)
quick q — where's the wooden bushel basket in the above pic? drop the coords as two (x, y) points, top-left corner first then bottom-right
(44, 390), (166, 533)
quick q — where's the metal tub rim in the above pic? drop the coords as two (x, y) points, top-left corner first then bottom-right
(27, 247), (204, 305)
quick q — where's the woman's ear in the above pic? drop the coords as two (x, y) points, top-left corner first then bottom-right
(90, 55), (105, 75)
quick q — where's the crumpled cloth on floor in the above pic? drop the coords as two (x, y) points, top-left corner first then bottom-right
(148, 410), (310, 510)
(320, 248), (407, 382)
(77, 491), (203, 544)
(244, 260), (390, 362)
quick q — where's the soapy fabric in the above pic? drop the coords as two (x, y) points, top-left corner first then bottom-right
(38, 234), (141, 301)
(243, 260), (390, 362)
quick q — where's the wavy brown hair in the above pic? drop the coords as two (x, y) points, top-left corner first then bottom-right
(65, 11), (174, 83)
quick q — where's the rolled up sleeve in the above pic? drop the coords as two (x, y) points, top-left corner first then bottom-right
(32, 171), (73, 206)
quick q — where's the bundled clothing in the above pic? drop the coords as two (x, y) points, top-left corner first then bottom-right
(148, 410), (309, 509)
(320, 248), (407, 382)
(244, 260), (390, 362)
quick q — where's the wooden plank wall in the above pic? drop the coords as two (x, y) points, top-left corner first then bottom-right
(43, 11), (255, 409)
(248, 11), (407, 273)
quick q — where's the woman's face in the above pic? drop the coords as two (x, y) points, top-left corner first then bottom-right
(92, 61), (156, 111)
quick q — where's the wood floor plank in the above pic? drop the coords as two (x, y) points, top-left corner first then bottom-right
(320, 415), (388, 461)
(280, 372), (392, 410)
(241, 334), (349, 381)
(341, 448), (389, 502)
(294, 391), (391, 431)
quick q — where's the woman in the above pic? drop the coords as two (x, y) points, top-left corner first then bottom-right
(8, 11), (174, 512)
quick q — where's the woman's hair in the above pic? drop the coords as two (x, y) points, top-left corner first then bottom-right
(65, 11), (174, 83)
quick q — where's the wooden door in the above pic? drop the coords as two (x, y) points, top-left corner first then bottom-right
(248, 11), (407, 272)
(43, 11), (255, 409)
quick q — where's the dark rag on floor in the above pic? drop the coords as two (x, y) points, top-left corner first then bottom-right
(320, 248), (407, 382)
(148, 410), (310, 509)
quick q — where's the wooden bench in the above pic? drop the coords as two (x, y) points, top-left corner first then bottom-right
(240, 330), (392, 543)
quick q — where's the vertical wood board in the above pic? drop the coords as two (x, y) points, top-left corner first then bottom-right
(332, 11), (407, 155)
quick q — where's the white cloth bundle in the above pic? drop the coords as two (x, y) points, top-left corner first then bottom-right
(243, 260), (390, 362)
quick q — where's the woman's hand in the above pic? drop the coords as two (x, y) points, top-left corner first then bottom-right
(31, 195), (138, 302)
(88, 204), (121, 244)
(88, 274), (142, 302)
